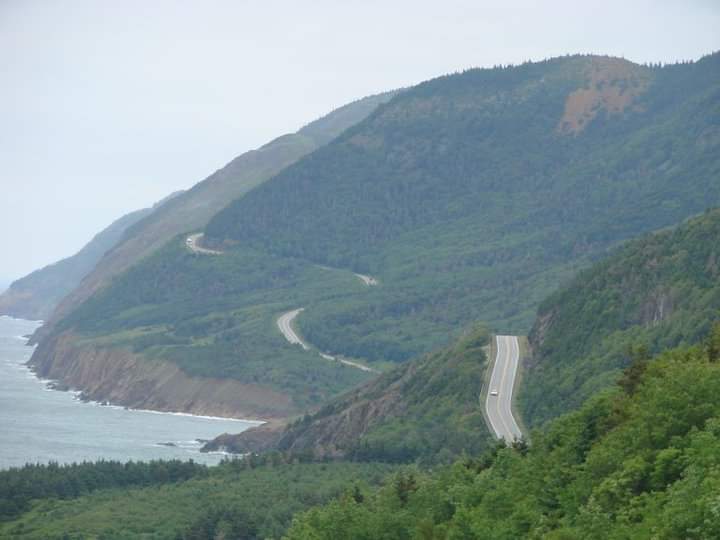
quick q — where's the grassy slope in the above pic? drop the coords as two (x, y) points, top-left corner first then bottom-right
(58, 242), (373, 410)
(523, 207), (720, 426)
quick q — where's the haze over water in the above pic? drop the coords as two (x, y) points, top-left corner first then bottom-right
(0, 316), (259, 469)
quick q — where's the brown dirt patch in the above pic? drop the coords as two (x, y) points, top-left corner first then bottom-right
(558, 57), (650, 135)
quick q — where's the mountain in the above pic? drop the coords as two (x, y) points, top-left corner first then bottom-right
(37, 91), (396, 332)
(26, 92), (397, 419)
(31, 53), (720, 419)
(203, 326), (492, 464)
(203, 52), (720, 361)
(0, 197), (175, 321)
(522, 207), (720, 426)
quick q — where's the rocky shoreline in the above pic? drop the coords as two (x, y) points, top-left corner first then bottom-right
(28, 331), (296, 422)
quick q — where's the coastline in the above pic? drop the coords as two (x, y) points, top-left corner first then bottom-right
(1, 316), (264, 467)
(7, 317), (267, 424)
(24, 355), (268, 425)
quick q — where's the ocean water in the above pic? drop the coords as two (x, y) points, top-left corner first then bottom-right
(0, 316), (261, 469)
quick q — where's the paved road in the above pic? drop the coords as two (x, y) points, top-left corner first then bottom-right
(276, 309), (309, 349)
(276, 308), (378, 373)
(185, 233), (222, 255)
(317, 265), (379, 286)
(354, 273), (378, 286)
(485, 335), (523, 441)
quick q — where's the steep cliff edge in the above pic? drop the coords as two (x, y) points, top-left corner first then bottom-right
(29, 332), (294, 420)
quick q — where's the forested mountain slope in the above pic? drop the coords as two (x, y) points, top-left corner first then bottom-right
(34, 53), (720, 417)
(0, 200), (165, 321)
(204, 53), (719, 360)
(523, 207), (720, 426)
(287, 331), (720, 539)
(203, 326), (492, 464)
(39, 91), (395, 331)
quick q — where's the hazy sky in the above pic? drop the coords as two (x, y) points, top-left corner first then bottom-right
(2, 0), (718, 281)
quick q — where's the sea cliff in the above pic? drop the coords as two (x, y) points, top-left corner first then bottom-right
(29, 332), (293, 420)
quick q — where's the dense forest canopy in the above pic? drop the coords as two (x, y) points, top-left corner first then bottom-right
(286, 329), (720, 539)
(524, 207), (720, 426)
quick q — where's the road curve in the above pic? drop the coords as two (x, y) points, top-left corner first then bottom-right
(276, 308), (378, 373)
(354, 273), (378, 286)
(276, 309), (309, 349)
(485, 335), (523, 441)
(185, 233), (223, 255)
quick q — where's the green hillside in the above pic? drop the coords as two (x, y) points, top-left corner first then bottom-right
(523, 207), (720, 426)
(54, 240), (373, 411)
(205, 325), (493, 465)
(40, 53), (720, 414)
(204, 53), (720, 363)
(0, 459), (394, 539)
(42, 91), (396, 328)
(286, 331), (720, 539)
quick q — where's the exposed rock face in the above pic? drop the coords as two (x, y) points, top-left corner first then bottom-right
(202, 364), (414, 457)
(527, 309), (555, 364)
(202, 423), (285, 454)
(557, 56), (650, 135)
(640, 289), (674, 326)
(29, 332), (294, 420)
(274, 374), (412, 457)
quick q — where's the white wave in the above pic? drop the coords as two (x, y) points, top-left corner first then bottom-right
(59, 394), (264, 425)
(0, 315), (43, 322)
(205, 449), (233, 456)
(123, 406), (264, 424)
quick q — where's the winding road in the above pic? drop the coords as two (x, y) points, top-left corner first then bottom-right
(185, 233), (222, 255)
(276, 308), (378, 373)
(485, 335), (523, 441)
(185, 233), (379, 373)
(276, 308), (309, 350)
(354, 273), (378, 286)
